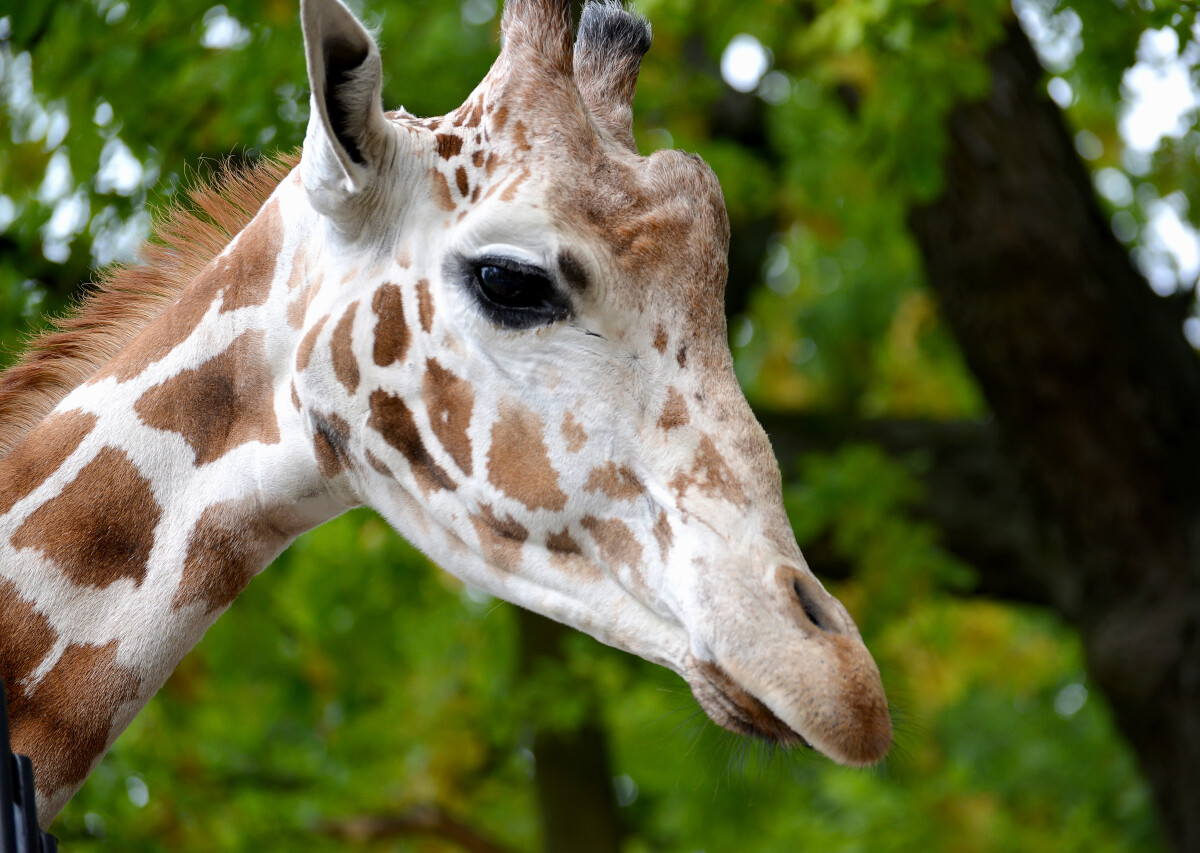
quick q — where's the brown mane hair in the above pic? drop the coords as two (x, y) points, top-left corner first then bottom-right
(0, 149), (301, 457)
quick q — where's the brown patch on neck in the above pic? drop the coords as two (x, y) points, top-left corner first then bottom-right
(652, 510), (673, 562)
(287, 271), (323, 330)
(296, 314), (329, 372)
(0, 152), (298, 456)
(171, 499), (293, 614)
(455, 166), (470, 198)
(415, 279), (435, 333)
(216, 196), (283, 313)
(135, 330), (281, 466)
(11, 446), (161, 588)
(436, 133), (464, 159)
(372, 284), (411, 367)
(546, 527), (582, 558)
(0, 578), (57, 691)
(367, 390), (456, 495)
(470, 502), (528, 572)
(364, 448), (392, 477)
(584, 462), (643, 501)
(8, 640), (141, 798)
(580, 516), (643, 571)
(487, 400), (567, 512)
(312, 411), (352, 479)
(422, 359), (475, 475)
(561, 411), (588, 453)
(287, 246), (308, 290)
(658, 387), (689, 431)
(100, 193), (283, 385)
(0, 410), (96, 516)
(330, 301), (361, 394)
(670, 433), (746, 506)
(545, 527), (604, 579)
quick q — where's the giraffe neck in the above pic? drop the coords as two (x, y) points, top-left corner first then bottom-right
(0, 172), (351, 819)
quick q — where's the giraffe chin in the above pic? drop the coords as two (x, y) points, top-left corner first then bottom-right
(685, 658), (811, 749)
(684, 656), (893, 767)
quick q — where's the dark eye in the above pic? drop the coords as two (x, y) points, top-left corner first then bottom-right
(466, 257), (571, 329)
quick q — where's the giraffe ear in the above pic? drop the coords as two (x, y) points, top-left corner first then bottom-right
(573, 2), (651, 153)
(299, 0), (391, 222)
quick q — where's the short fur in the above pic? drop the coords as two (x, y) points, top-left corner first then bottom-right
(0, 151), (300, 456)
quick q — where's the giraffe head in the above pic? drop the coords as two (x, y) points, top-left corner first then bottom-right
(293, 0), (891, 765)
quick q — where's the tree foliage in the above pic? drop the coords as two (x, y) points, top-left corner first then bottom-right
(3, 0), (1196, 850)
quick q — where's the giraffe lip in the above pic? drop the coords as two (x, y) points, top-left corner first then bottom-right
(686, 657), (811, 748)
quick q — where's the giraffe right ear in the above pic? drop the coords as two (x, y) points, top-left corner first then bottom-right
(299, 0), (391, 225)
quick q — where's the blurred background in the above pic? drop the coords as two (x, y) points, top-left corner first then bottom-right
(2, 0), (1198, 850)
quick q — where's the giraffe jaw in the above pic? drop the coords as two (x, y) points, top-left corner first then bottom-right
(683, 642), (892, 767)
(685, 657), (812, 749)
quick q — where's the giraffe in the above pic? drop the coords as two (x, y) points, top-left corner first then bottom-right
(0, 0), (892, 826)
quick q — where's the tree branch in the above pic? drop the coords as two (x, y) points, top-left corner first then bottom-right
(318, 805), (516, 853)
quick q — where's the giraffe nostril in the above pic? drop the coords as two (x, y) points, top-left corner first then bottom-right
(790, 574), (838, 633)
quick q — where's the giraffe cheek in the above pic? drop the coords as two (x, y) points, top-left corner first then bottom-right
(421, 358), (475, 476)
(367, 390), (457, 496)
(486, 399), (567, 512)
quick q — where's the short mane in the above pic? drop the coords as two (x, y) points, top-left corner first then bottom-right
(0, 149), (301, 456)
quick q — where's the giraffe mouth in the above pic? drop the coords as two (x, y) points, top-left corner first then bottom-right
(685, 657), (811, 748)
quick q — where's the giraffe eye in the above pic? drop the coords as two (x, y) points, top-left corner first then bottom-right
(467, 257), (570, 329)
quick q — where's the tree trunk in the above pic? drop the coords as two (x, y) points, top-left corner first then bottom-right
(908, 22), (1200, 853)
(517, 608), (622, 853)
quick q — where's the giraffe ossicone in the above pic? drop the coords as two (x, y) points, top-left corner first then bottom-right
(0, 0), (891, 826)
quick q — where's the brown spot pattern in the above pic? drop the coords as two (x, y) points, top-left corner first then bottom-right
(584, 462), (643, 501)
(0, 577), (57, 691)
(545, 527), (604, 579)
(653, 510), (674, 561)
(546, 527), (582, 558)
(470, 502), (528, 572)
(422, 359), (474, 475)
(455, 166), (470, 198)
(676, 345), (688, 368)
(487, 400), (567, 512)
(372, 284), (410, 367)
(296, 314), (329, 372)
(367, 390), (456, 495)
(7, 640), (140, 795)
(653, 325), (668, 354)
(172, 500), (291, 613)
(287, 273), (321, 329)
(499, 168), (530, 202)
(136, 330), (281, 465)
(581, 516), (643, 570)
(436, 133), (463, 159)
(561, 412), (587, 453)
(104, 273), (219, 383)
(312, 412), (351, 478)
(670, 434), (746, 506)
(0, 410), (96, 517)
(330, 301), (360, 394)
(103, 196), (284, 383)
(218, 197), (282, 313)
(12, 447), (160, 588)
(364, 448), (392, 477)
(658, 387), (689, 430)
(431, 169), (456, 212)
(416, 279), (435, 333)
